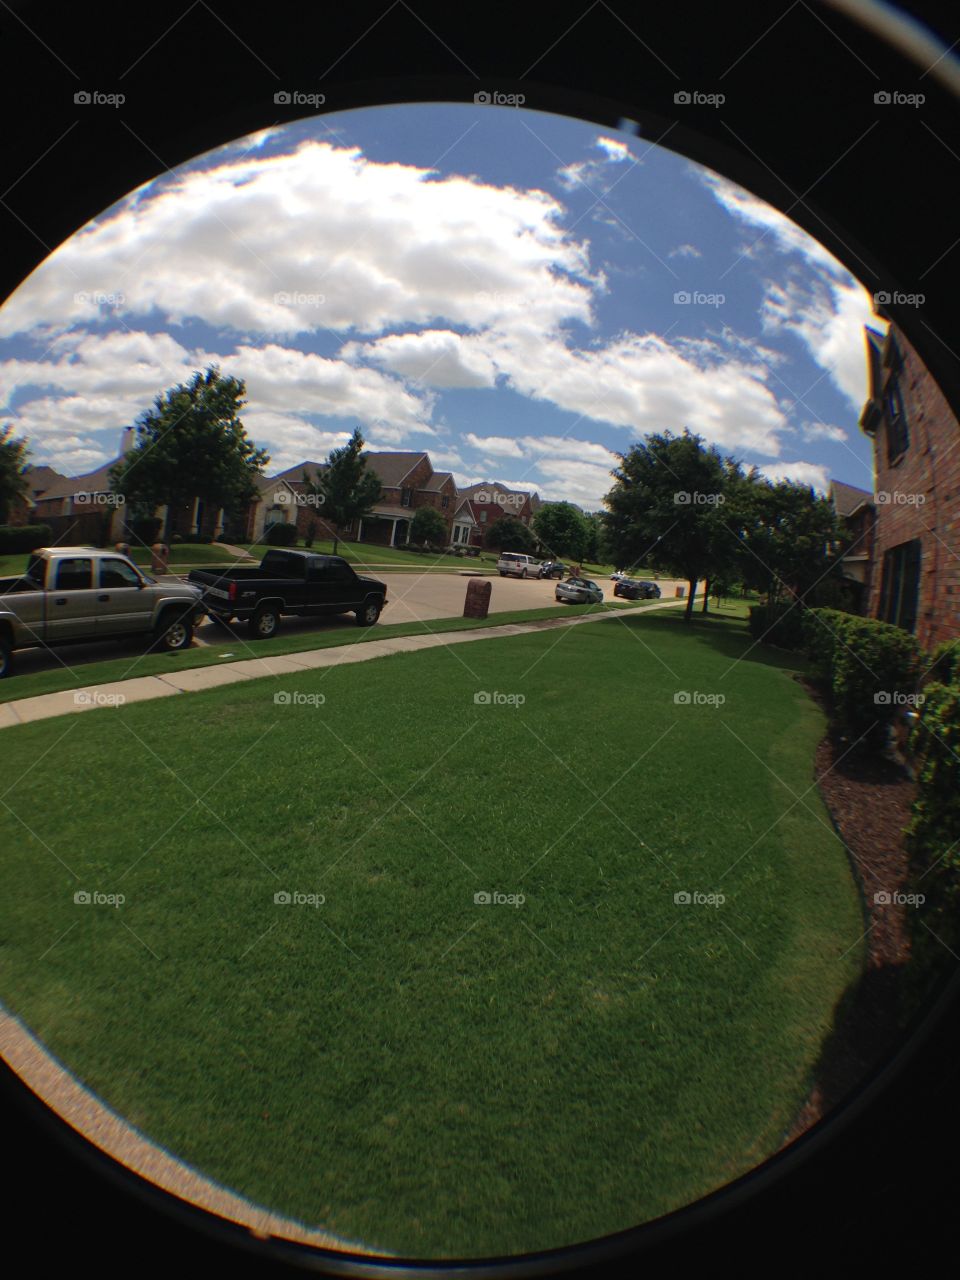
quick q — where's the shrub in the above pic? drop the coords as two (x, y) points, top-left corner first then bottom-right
(747, 602), (805, 650)
(925, 638), (960, 687)
(265, 522), (298, 546)
(0, 523), (53, 554)
(905, 678), (960, 1000)
(304, 519), (317, 549)
(803, 607), (921, 740)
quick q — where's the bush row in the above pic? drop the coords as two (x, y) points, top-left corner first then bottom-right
(0, 523), (53, 554)
(802, 607), (921, 741)
(746, 602), (805, 650)
(905, 675), (960, 999)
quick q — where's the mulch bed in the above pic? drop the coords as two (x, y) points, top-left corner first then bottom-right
(782, 677), (917, 1143)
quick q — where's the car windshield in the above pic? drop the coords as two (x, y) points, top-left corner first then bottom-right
(584, 581), (598, 589)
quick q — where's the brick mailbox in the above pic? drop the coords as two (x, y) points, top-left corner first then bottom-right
(463, 577), (492, 619)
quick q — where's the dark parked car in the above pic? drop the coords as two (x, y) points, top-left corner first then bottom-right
(189, 549), (387, 638)
(614, 578), (661, 600)
(538, 560), (567, 579)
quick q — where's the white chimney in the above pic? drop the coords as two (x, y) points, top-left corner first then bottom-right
(120, 426), (135, 455)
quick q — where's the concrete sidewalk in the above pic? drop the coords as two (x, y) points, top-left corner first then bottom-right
(0, 599), (683, 730)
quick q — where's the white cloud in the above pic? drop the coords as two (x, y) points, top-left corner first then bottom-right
(345, 329), (498, 388)
(556, 134), (633, 192)
(668, 243), (702, 259)
(801, 420), (849, 443)
(0, 139), (597, 342)
(464, 433), (524, 458)
(700, 170), (879, 408)
(758, 460), (830, 492)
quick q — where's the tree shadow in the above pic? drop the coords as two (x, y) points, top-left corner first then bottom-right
(588, 605), (807, 673)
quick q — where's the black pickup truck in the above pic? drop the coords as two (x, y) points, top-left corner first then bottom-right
(189, 549), (388, 638)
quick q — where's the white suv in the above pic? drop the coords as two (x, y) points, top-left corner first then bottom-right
(497, 552), (540, 579)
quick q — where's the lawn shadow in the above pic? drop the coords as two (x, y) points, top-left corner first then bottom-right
(784, 961), (907, 1143)
(592, 605), (807, 674)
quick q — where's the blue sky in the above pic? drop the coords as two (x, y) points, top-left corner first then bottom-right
(0, 102), (881, 506)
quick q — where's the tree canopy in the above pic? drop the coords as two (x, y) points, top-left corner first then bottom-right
(0, 425), (30, 523)
(304, 427), (383, 554)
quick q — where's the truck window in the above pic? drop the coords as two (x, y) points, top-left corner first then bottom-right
(261, 551), (303, 577)
(100, 558), (141, 589)
(55, 558), (93, 590)
(26, 555), (44, 585)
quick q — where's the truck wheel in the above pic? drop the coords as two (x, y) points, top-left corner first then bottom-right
(250, 605), (280, 639)
(0, 636), (12, 679)
(355, 599), (382, 627)
(153, 611), (193, 652)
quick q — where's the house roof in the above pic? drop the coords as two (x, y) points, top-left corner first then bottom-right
(829, 479), (873, 518)
(269, 461), (328, 485)
(363, 451), (428, 487)
(22, 464), (64, 495)
(33, 458), (123, 501)
(460, 481), (534, 504)
(364, 503), (419, 521)
(419, 470), (454, 492)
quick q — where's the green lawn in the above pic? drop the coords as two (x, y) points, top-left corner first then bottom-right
(0, 605), (863, 1257)
(0, 600), (647, 705)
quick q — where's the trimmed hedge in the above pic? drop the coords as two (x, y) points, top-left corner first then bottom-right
(802, 607), (921, 740)
(747, 602), (806, 650)
(0, 523), (53, 554)
(265, 522), (298, 546)
(905, 678), (960, 998)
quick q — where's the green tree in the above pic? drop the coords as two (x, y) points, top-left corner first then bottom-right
(484, 513), (537, 553)
(410, 505), (448, 547)
(111, 367), (268, 539)
(305, 427), (382, 555)
(0, 425), (30, 523)
(604, 428), (728, 622)
(724, 471), (844, 607)
(532, 501), (590, 560)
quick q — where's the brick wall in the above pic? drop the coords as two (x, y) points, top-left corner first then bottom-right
(866, 326), (960, 652)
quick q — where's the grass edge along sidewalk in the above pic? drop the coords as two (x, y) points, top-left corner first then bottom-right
(0, 599), (685, 724)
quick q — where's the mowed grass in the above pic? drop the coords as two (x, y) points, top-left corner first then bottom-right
(0, 607), (864, 1257)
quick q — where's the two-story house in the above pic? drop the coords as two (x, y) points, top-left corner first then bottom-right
(456, 482), (539, 549)
(859, 322), (960, 652)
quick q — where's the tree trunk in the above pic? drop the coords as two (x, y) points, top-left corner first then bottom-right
(702, 578), (710, 613)
(684, 578), (697, 622)
(332, 527), (340, 555)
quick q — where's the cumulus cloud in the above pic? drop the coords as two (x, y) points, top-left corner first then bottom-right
(699, 170), (878, 408)
(556, 134), (634, 192)
(802, 420), (849, 443)
(758, 460), (830, 492)
(0, 138), (598, 342)
(668, 243), (702, 259)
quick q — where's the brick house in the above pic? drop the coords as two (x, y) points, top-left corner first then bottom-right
(858, 322), (960, 652)
(828, 478), (874, 611)
(457, 482), (539, 548)
(249, 451), (459, 547)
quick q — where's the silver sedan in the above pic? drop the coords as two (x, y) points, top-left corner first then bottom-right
(555, 576), (604, 605)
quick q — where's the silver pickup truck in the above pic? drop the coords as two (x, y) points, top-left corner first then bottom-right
(0, 546), (202, 678)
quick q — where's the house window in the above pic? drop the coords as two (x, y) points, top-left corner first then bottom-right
(884, 377), (909, 463)
(441, 495), (449, 510)
(401, 488), (412, 507)
(480, 510), (487, 523)
(878, 539), (921, 633)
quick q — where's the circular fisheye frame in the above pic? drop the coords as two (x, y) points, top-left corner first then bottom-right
(1, 2), (959, 1274)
